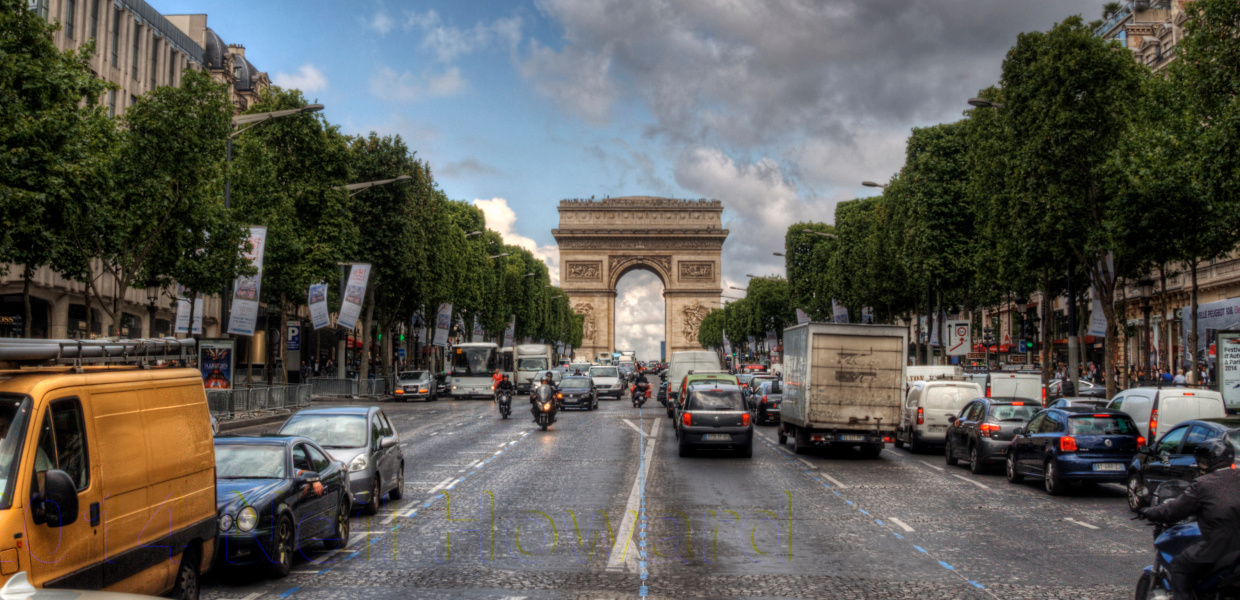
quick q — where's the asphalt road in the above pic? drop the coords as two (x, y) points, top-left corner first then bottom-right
(203, 376), (1149, 600)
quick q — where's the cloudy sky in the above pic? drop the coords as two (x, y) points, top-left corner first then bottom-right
(157, 0), (1096, 360)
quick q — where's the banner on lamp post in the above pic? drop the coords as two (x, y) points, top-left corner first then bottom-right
(308, 283), (331, 330)
(226, 226), (268, 336)
(832, 300), (849, 324)
(192, 298), (203, 334)
(175, 296), (192, 334)
(502, 316), (515, 348)
(471, 317), (484, 343)
(433, 303), (453, 347)
(336, 263), (371, 331)
(796, 308), (810, 325)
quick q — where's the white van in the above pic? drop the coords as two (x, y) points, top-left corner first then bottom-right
(668, 350), (723, 399)
(897, 380), (983, 452)
(965, 371), (1045, 404)
(1107, 387), (1226, 442)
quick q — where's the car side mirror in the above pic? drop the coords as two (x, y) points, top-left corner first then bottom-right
(947, 416), (957, 425)
(296, 471), (322, 485)
(381, 436), (398, 449)
(32, 469), (79, 527)
(1159, 450), (1171, 462)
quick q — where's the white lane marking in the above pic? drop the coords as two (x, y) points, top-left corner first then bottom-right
(1064, 517), (1100, 530)
(621, 419), (651, 437)
(951, 473), (992, 490)
(606, 417), (662, 573)
(919, 461), (945, 472)
(430, 431), (438, 436)
(498, 442), (508, 448)
(426, 477), (454, 495)
(445, 477), (462, 490)
(219, 594), (263, 600)
(493, 450), (504, 456)
(459, 459), (481, 473)
(821, 472), (848, 489)
(889, 517), (915, 532)
(793, 456), (818, 470)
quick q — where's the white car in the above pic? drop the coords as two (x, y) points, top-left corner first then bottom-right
(589, 365), (624, 399)
(0, 572), (160, 599)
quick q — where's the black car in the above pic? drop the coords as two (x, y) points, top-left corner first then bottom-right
(676, 384), (753, 458)
(1125, 417), (1240, 512)
(752, 379), (783, 425)
(1047, 379), (1106, 401)
(945, 397), (1042, 474)
(1047, 397), (1110, 410)
(214, 436), (351, 577)
(558, 376), (599, 410)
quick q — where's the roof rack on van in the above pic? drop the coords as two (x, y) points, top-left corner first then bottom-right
(0, 337), (197, 370)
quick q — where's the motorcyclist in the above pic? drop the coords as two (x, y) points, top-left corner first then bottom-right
(1139, 439), (1240, 600)
(495, 374), (515, 396)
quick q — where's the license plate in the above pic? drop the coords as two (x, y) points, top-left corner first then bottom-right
(1093, 463), (1124, 472)
(840, 434), (865, 442)
(703, 434), (731, 441)
(929, 425), (946, 430)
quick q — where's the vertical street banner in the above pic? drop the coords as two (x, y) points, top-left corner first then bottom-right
(308, 282), (331, 330)
(1217, 332), (1240, 411)
(502, 316), (515, 348)
(433, 303), (453, 347)
(796, 308), (810, 325)
(199, 339), (235, 390)
(723, 330), (732, 355)
(471, 317), (484, 343)
(175, 293), (192, 334)
(1087, 294), (1108, 338)
(862, 307), (875, 324)
(191, 298), (203, 334)
(832, 300), (849, 324)
(336, 263), (372, 331)
(765, 329), (777, 347)
(226, 226), (268, 336)
(946, 320), (971, 357)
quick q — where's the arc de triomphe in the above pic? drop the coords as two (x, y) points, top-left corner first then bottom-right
(553, 197), (727, 361)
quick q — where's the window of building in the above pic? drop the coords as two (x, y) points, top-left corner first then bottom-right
(167, 52), (177, 86)
(107, 89), (116, 117)
(109, 8), (120, 66)
(89, 0), (97, 39)
(64, 0), (76, 40)
(130, 20), (139, 80)
(129, 94), (137, 109)
(149, 41), (158, 89)
(30, 0), (49, 19)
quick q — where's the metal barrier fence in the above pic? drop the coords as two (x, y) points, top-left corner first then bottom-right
(308, 376), (393, 399)
(207, 384), (312, 420)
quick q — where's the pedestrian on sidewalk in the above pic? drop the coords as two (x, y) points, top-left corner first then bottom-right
(1174, 369), (1187, 385)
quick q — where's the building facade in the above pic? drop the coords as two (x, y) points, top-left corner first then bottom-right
(2, 1), (269, 340)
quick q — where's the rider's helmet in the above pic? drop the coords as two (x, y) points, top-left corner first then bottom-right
(1195, 438), (1235, 474)
(501, 373), (509, 381)
(542, 371), (554, 384)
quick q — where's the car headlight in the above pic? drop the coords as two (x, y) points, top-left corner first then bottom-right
(350, 454), (369, 472)
(237, 507), (258, 532)
(218, 514), (234, 532)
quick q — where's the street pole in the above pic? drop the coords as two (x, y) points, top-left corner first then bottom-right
(1067, 268), (1079, 386)
(337, 264), (348, 379)
(221, 136), (232, 336)
(1143, 301), (1152, 381)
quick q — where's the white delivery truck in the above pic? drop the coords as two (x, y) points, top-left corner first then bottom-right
(515, 343), (554, 393)
(780, 323), (907, 457)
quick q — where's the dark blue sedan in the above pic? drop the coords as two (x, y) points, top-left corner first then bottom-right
(215, 436), (352, 577)
(1005, 407), (1141, 495)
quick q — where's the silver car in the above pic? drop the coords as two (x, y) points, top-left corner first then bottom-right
(277, 406), (404, 515)
(394, 369), (438, 401)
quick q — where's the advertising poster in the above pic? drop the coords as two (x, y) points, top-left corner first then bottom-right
(1218, 332), (1240, 410)
(199, 339), (235, 390)
(226, 226), (268, 336)
(861, 307), (875, 324)
(502, 316), (515, 348)
(433, 303), (453, 347)
(1088, 294), (1109, 338)
(336, 263), (372, 331)
(471, 317), (484, 343)
(796, 308), (810, 325)
(832, 300), (849, 324)
(308, 282), (331, 330)
(765, 329), (777, 347)
(946, 320), (971, 357)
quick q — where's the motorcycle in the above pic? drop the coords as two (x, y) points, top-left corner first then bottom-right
(631, 382), (650, 407)
(497, 390), (512, 419)
(531, 385), (559, 431)
(1136, 480), (1240, 599)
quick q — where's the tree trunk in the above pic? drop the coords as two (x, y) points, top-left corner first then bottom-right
(1158, 265), (1169, 373)
(381, 320), (392, 378)
(1040, 267), (1053, 386)
(1189, 260), (1200, 385)
(22, 264), (33, 338)
(359, 293), (376, 381)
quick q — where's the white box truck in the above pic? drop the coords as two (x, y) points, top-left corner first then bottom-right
(514, 343), (554, 393)
(780, 323), (907, 457)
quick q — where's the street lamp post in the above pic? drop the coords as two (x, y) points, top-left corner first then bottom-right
(144, 279), (159, 337)
(773, 252), (784, 257)
(1139, 277), (1155, 381)
(799, 229), (837, 239)
(221, 104), (325, 336)
(967, 98), (1004, 109)
(489, 253), (511, 260)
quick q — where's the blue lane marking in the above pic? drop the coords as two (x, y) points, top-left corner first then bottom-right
(892, 532), (904, 540)
(875, 519), (884, 526)
(914, 546), (927, 554)
(279, 587), (300, 598)
(939, 561), (956, 571)
(858, 509), (869, 515)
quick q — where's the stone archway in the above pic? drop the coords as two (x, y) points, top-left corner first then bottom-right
(553, 197), (727, 361)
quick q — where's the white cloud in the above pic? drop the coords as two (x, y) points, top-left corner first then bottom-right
(615, 270), (665, 361)
(403, 10), (523, 62)
(519, 40), (617, 126)
(271, 64), (328, 94)
(369, 67), (466, 102)
(472, 198), (561, 285)
(367, 12), (394, 35)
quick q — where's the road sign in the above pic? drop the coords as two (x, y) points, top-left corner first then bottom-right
(967, 352), (987, 360)
(286, 321), (301, 351)
(397, 348), (407, 358)
(1007, 354), (1027, 364)
(946, 321), (970, 356)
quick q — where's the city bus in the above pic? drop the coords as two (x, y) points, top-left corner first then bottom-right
(450, 342), (500, 399)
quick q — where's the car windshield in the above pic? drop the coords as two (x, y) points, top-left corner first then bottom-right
(518, 357), (549, 372)
(561, 377), (591, 390)
(591, 367), (618, 378)
(215, 444), (287, 479)
(987, 404), (1041, 422)
(398, 371), (426, 380)
(0, 395), (33, 510)
(452, 347), (497, 376)
(279, 414), (367, 448)
(1068, 415), (1137, 436)
(687, 390), (745, 411)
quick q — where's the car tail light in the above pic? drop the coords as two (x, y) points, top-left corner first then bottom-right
(917, 406), (924, 425)
(883, 436), (893, 443)
(761, 395), (768, 405)
(1149, 409), (1158, 440)
(1011, 402), (1024, 406)
(1137, 436), (1146, 446)
(742, 413), (751, 427)
(986, 385), (991, 398)
(1060, 436), (1078, 452)
(1042, 388), (1046, 403)
(682, 413), (692, 427)
(1184, 392), (1195, 396)
(1093, 414), (1110, 418)
(979, 423), (1000, 437)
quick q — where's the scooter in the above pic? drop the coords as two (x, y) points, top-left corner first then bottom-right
(631, 383), (650, 408)
(531, 386), (559, 431)
(1136, 480), (1240, 599)
(497, 391), (512, 419)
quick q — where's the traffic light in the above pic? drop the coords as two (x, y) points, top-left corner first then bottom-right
(399, 333), (406, 342)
